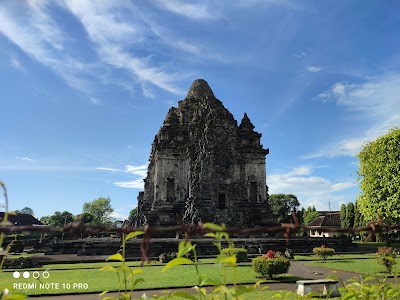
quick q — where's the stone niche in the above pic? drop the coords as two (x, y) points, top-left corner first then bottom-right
(131, 79), (276, 231)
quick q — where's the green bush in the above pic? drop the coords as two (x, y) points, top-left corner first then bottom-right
(377, 246), (397, 273)
(313, 245), (335, 262)
(8, 240), (24, 253)
(221, 247), (248, 262)
(252, 256), (290, 280)
(339, 275), (400, 299)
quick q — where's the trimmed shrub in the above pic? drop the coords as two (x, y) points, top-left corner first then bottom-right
(221, 248), (248, 263)
(252, 256), (290, 280)
(8, 240), (24, 253)
(377, 246), (397, 273)
(313, 245), (335, 262)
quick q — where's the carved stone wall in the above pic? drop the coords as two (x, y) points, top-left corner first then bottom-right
(131, 79), (275, 229)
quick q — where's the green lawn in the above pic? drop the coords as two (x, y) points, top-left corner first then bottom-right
(145, 290), (298, 300)
(353, 241), (400, 248)
(294, 253), (376, 261)
(298, 255), (400, 275)
(0, 263), (300, 296)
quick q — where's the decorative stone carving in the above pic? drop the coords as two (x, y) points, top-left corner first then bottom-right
(131, 79), (275, 229)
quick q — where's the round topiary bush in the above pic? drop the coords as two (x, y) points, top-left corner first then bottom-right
(252, 256), (290, 280)
(221, 248), (248, 263)
(313, 245), (335, 262)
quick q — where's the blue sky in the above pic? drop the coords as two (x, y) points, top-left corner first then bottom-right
(1, 1), (400, 221)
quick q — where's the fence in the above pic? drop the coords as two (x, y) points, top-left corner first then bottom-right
(1, 182), (398, 263)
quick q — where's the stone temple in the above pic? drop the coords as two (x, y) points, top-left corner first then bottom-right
(132, 79), (275, 229)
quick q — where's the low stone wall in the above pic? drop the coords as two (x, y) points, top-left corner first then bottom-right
(48, 236), (357, 258)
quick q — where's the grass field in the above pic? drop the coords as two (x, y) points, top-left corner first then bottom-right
(2, 253), (393, 298)
(294, 253), (376, 261)
(0, 262), (300, 296)
(297, 254), (400, 275)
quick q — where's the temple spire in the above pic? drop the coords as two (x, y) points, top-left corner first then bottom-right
(239, 113), (255, 131)
(186, 79), (215, 99)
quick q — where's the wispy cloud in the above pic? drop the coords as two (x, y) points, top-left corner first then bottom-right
(1, 1), (195, 102)
(155, 0), (220, 21)
(306, 66), (321, 73)
(110, 211), (128, 221)
(0, 2), (99, 102)
(64, 0), (185, 95)
(10, 56), (25, 72)
(97, 164), (147, 189)
(114, 179), (144, 189)
(15, 156), (35, 162)
(306, 74), (400, 158)
(269, 166), (356, 210)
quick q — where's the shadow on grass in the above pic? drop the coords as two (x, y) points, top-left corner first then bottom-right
(254, 275), (305, 283)
(313, 260), (354, 264)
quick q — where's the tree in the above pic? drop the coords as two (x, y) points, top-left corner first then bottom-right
(269, 194), (300, 223)
(20, 207), (34, 216)
(357, 127), (400, 224)
(302, 205), (319, 225)
(346, 202), (355, 229)
(40, 211), (75, 227)
(82, 197), (114, 225)
(354, 201), (364, 228)
(340, 203), (347, 228)
(78, 212), (94, 224)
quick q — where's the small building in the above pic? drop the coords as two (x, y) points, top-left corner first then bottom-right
(0, 212), (42, 226)
(307, 215), (341, 238)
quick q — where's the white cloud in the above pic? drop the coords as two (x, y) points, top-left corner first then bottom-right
(114, 179), (144, 189)
(0, 3), (100, 103)
(1, 1), (193, 101)
(308, 74), (400, 158)
(110, 211), (128, 221)
(96, 167), (122, 173)
(64, 0), (184, 95)
(15, 156), (34, 162)
(155, 0), (219, 20)
(294, 52), (307, 58)
(97, 164), (147, 189)
(268, 166), (356, 210)
(287, 165), (312, 176)
(306, 66), (321, 73)
(331, 182), (356, 191)
(10, 56), (25, 72)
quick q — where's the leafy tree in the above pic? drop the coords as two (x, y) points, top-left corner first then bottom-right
(269, 194), (300, 223)
(78, 212), (94, 224)
(40, 211), (75, 227)
(340, 203), (348, 228)
(354, 201), (364, 228)
(357, 127), (400, 224)
(39, 215), (51, 225)
(302, 205), (319, 225)
(20, 207), (34, 216)
(346, 202), (355, 228)
(82, 197), (114, 225)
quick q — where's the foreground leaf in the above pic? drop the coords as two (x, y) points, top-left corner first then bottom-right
(106, 253), (124, 262)
(125, 231), (144, 242)
(162, 257), (194, 272)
